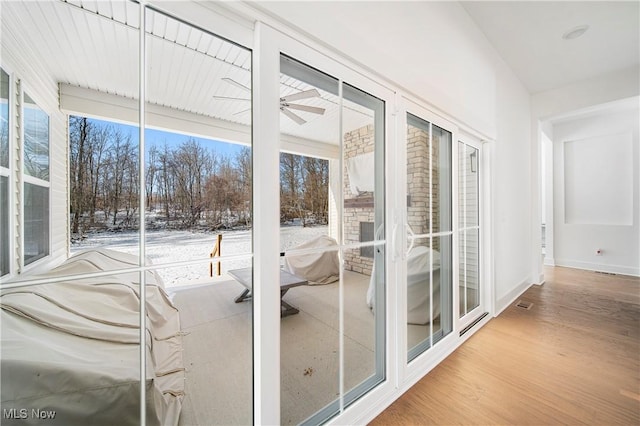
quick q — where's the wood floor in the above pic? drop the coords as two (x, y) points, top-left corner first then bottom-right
(371, 266), (640, 425)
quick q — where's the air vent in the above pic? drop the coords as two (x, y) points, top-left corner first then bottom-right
(595, 271), (617, 276)
(515, 300), (533, 310)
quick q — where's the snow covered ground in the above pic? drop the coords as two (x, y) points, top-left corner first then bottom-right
(71, 225), (328, 287)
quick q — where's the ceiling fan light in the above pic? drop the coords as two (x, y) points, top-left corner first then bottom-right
(562, 25), (589, 40)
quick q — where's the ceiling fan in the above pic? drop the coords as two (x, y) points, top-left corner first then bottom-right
(213, 77), (325, 125)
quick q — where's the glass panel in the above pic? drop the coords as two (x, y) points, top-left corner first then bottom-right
(0, 269), (142, 424)
(1, 68), (9, 277)
(0, 176), (8, 276)
(145, 8), (253, 423)
(280, 248), (340, 425)
(431, 124), (452, 234)
(68, 117), (140, 261)
(279, 57), (386, 423)
(433, 233), (453, 340)
(458, 142), (480, 318)
(65, 0), (140, 261)
(279, 55), (341, 425)
(23, 182), (49, 265)
(460, 228), (480, 315)
(406, 240), (434, 351)
(23, 91), (50, 266)
(1, 68), (8, 169)
(23, 93), (49, 181)
(342, 83), (385, 403)
(406, 114), (452, 362)
(157, 257), (253, 425)
(4, 2), (143, 423)
(458, 143), (479, 228)
(280, 152), (331, 250)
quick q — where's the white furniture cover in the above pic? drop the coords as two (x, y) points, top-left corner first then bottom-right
(0, 249), (184, 426)
(283, 235), (340, 284)
(347, 152), (375, 195)
(367, 245), (441, 325)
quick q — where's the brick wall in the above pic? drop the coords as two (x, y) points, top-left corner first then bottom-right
(343, 124), (375, 275)
(342, 123), (441, 275)
(406, 125), (440, 251)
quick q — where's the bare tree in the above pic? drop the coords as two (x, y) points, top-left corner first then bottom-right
(69, 116), (89, 234)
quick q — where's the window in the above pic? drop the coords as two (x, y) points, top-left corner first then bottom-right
(0, 69), (9, 276)
(0, 70), (9, 276)
(22, 92), (50, 265)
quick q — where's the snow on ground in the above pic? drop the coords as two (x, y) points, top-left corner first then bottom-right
(71, 225), (328, 287)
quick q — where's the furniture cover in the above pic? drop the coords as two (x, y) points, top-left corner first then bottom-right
(282, 235), (340, 284)
(367, 245), (441, 325)
(0, 249), (184, 426)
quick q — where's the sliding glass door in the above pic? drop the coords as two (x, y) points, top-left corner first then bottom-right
(278, 55), (386, 425)
(405, 113), (453, 362)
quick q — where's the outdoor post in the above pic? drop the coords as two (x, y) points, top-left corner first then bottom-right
(209, 234), (222, 277)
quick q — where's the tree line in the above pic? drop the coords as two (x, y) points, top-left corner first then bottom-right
(69, 117), (329, 235)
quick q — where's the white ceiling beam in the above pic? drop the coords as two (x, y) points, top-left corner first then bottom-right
(59, 84), (339, 158)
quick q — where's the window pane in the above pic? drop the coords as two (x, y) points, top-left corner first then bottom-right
(1, 68), (9, 277)
(342, 82), (385, 404)
(406, 114), (453, 362)
(145, 7), (253, 423)
(279, 56), (386, 422)
(431, 124), (452, 234)
(460, 228), (480, 315)
(23, 93), (49, 181)
(23, 182), (49, 265)
(1, 269), (143, 425)
(279, 55), (341, 425)
(458, 143), (479, 228)
(1, 68), (8, 169)
(1, 176), (8, 276)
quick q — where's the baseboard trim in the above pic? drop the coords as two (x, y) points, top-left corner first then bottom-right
(555, 259), (640, 277)
(495, 277), (532, 316)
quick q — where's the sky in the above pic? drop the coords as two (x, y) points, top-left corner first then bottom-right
(86, 116), (245, 159)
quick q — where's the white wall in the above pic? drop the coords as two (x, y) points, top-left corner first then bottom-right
(552, 105), (639, 276)
(252, 1), (498, 139)
(533, 66), (640, 121)
(492, 60), (533, 311)
(532, 66), (640, 279)
(542, 130), (554, 266)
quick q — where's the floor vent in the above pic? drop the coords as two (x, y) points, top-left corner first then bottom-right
(595, 270), (617, 276)
(515, 300), (533, 310)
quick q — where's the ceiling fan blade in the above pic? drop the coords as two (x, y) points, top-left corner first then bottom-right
(222, 77), (251, 92)
(281, 107), (306, 125)
(280, 88), (320, 103)
(284, 103), (325, 115)
(212, 95), (251, 101)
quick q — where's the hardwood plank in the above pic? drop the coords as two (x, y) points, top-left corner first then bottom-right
(371, 266), (640, 425)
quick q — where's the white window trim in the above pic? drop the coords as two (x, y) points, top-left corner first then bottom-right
(0, 66), (15, 280)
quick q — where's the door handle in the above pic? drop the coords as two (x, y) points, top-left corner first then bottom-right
(406, 223), (415, 258)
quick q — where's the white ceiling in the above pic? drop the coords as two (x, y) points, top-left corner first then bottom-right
(461, 1), (640, 94)
(1, 0), (372, 148)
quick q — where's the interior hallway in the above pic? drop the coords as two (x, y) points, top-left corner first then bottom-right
(371, 266), (640, 425)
